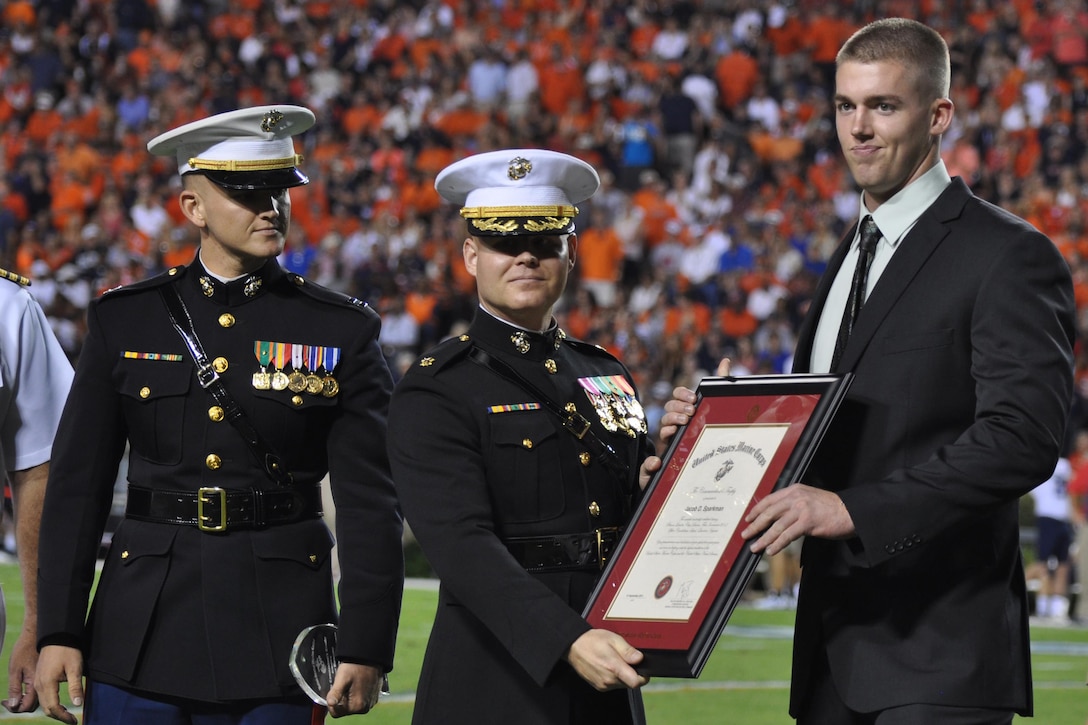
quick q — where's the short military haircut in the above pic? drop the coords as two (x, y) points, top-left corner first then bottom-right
(837, 18), (950, 101)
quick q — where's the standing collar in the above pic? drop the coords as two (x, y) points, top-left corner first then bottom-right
(187, 255), (286, 305)
(468, 308), (566, 361)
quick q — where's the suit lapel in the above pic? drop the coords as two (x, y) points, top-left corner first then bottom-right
(795, 179), (973, 373)
(793, 222), (858, 373)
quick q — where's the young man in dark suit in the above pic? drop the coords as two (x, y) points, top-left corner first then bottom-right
(663, 17), (1075, 725)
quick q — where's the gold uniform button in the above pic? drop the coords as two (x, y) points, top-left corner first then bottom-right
(522, 438), (533, 449)
(205, 454), (222, 470)
(120, 550), (130, 559)
(218, 313), (235, 328)
(579, 452), (591, 466)
(588, 501), (601, 517)
(309, 554), (317, 563)
(139, 386), (151, 399)
(208, 406), (225, 422)
(544, 359), (557, 374)
(212, 357), (228, 373)
(292, 395), (304, 406)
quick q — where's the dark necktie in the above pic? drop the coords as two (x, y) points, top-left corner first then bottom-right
(831, 215), (881, 370)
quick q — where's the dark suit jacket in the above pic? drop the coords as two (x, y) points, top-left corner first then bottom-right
(388, 311), (650, 725)
(37, 258), (404, 703)
(790, 178), (1075, 715)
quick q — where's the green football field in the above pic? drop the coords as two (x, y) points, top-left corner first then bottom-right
(0, 566), (1084, 723)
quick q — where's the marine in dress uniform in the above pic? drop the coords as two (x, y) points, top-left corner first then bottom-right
(0, 268), (73, 714)
(35, 106), (403, 724)
(387, 150), (652, 725)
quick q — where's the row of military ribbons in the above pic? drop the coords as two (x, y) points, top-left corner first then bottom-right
(125, 341), (342, 397)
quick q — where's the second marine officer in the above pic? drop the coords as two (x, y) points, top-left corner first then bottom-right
(388, 149), (653, 724)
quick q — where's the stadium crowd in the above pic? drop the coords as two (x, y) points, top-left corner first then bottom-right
(2, 0), (1088, 613)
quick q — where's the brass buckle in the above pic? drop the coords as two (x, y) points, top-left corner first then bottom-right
(197, 487), (227, 532)
(563, 414), (591, 440)
(595, 527), (620, 569)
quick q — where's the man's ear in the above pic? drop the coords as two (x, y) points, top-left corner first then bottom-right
(178, 185), (207, 229)
(567, 233), (578, 270)
(463, 237), (479, 278)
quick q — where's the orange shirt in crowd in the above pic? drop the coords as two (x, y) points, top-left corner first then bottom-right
(405, 288), (438, 326)
(719, 305), (760, 341)
(714, 49), (760, 109)
(630, 187), (679, 247)
(401, 176), (442, 216)
(805, 11), (856, 66)
(25, 108), (63, 146)
(577, 226), (625, 284)
(2, 1), (34, 27)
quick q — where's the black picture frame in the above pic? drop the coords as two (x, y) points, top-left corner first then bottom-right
(582, 373), (852, 678)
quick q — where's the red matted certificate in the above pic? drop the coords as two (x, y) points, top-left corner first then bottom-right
(582, 373), (851, 678)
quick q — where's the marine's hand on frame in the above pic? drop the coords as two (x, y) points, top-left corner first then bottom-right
(565, 628), (649, 692)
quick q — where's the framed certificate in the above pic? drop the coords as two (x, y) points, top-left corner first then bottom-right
(582, 373), (851, 678)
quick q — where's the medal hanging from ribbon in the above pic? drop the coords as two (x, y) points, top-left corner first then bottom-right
(271, 342), (290, 390)
(579, 377), (621, 433)
(288, 343), (307, 392)
(322, 346), (341, 397)
(579, 376), (648, 437)
(305, 345), (325, 395)
(253, 341), (272, 390)
(611, 375), (648, 434)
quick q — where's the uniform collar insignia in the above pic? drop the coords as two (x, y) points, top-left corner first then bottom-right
(243, 275), (263, 297)
(510, 330), (530, 354)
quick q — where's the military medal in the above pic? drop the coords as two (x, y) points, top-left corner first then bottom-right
(271, 342), (290, 390)
(305, 345), (324, 394)
(322, 346), (341, 398)
(287, 343), (307, 392)
(252, 341), (272, 390)
(612, 375), (648, 434)
(579, 377), (620, 432)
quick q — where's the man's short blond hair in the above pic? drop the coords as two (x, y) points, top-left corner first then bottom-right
(837, 18), (951, 102)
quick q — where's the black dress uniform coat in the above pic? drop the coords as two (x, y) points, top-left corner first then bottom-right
(388, 310), (652, 725)
(37, 257), (404, 703)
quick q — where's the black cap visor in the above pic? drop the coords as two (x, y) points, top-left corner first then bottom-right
(199, 167), (309, 191)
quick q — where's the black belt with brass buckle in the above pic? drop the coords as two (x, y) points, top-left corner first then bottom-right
(503, 527), (623, 573)
(125, 484), (323, 532)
